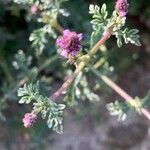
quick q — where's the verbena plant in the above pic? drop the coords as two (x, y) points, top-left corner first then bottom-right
(10, 0), (150, 134)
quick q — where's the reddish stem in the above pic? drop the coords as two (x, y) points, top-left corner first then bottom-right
(100, 75), (150, 120)
(49, 30), (112, 101)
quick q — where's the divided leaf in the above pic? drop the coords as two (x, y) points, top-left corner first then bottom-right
(18, 82), (39, 104)
(18, 82), (66, 134)
(122, 28), (141, 46)
(106, 101), (130, 121)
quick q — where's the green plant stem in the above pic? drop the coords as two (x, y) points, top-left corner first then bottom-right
(38, 54), (58, 71)
(49, 29), (112, 101)
(52, 20), (64, 33)
(93, 58), (106, 69)
(90, 67), (150, 120)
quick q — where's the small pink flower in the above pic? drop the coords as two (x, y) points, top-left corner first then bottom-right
(22, 112), (37, 128)
(31, 5), (39, 14)
(116, 0), (129, 17)
(56, 29), (83, 58)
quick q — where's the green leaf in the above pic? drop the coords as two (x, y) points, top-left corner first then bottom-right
(41, 110), (47, 119)
(116, 34), (123, 48)
(122, 28), (141, 46)
(47, 118), (53, 129)
(74, 72), (82, 87)
(89, 4), (95, 14)
(46, 102), (65, 133)
(57, 104), (66, 110)
(89, 4), (108, 30)
(106, 101), (130, 121)
(101, 3), (108, 19)
(141, 91), (150, 108)
(13, 0), (35, 4)
(89, 4), (108, 47)
(90, 25), (104, 47)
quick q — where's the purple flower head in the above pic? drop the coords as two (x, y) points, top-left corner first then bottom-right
(116, 0), (129, 17)
(22, 112), (37, 128)
(56, 29), (83, 58)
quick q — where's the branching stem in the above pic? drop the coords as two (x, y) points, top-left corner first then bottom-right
(52, 22), (150, 121)
(49, 29), (112, 100)
(102, 75), (150, 120)
(90, 67), (150, 120)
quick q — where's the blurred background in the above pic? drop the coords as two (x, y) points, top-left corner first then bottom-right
(0, 0), (150, 149)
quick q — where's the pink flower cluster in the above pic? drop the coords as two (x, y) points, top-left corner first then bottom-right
(22, 112), (37, 128)
(116, 0), (129, 17)
(56, 29), (83, 58)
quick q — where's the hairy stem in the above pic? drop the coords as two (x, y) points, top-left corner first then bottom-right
(49, 30), (112, 101)
(91, 68), (150, 120)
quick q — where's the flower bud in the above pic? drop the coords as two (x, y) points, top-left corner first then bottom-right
(116, 0), (129, 17)
(31, 5), (39, 14)
(22, 112), (37, 128)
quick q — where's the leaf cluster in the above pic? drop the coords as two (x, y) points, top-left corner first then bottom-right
(89, 4), (141, 48)
(13, 0), (35, 5)
(13, 0), (68, 55)
(115, 28), (141, 48)
(89, 4), (108, 47)
(106, 101), (130, 121)
(64, 72), (99, 106)
(18, 82), (66, 133)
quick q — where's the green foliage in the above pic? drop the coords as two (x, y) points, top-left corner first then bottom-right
(106, 93), (150, 121)
(13, 0), (68, 6)
(115, 28), (141, 47)
(13, 50), (32, 69)
(13, 0), (35, 4)
(107, 11), (126, 32)
(18, 82), (40, 104)
(12, 50), (39, 82)
(29, 27), (52, 56)
(46, 102), (65, 134)
(18, 82), (66, 133)
(109, 11), (141, 47)
(106, 101), (130, 121)
(89, 4), (108, 30)
(14, 0), (68, 56)
(122, 28), (141, 46)
(64, 72), (99, 106)
(40, 0), (69, 16)
(0, 0), (148, 138)
(141, 91), (150, 108)
(89, 4), (108, 47)
(89, 4), (141, 48)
